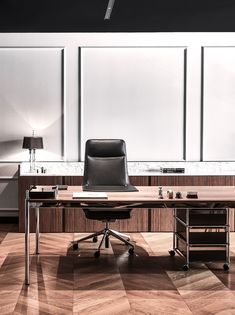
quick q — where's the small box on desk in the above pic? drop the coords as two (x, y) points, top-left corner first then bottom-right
(160, 167), (185, 173)
(29, 186), (58, 199)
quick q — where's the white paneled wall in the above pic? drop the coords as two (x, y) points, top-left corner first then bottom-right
(0, 33), (235, 161)
(81, 47), (186, 161)
(0, 47), (64, 161)
(203, 47), (235, 161)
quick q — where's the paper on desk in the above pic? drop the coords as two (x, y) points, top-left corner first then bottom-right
(72, 192), (108, 199)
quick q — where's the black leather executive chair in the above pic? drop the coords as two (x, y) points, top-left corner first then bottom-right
(73, 139), (137, 257)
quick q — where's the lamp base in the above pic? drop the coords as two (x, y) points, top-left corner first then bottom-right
(29, 149), (36, 173)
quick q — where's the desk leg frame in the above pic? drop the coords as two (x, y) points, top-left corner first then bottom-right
(36, 207), (40, 254)
(25, 192), (30, 285)
(25, 194), (41, 285)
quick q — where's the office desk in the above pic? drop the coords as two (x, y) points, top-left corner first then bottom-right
(25, 185), (235, 285)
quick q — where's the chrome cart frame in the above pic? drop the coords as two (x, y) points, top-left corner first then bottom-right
(169, 208), (230, 271)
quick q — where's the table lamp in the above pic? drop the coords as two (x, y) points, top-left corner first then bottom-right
(22, 136), (43, 172)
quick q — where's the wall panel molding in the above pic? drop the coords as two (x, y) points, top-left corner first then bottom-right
(0, 46), (65, 162)
(202, 46), (235, 161)
(80, 46), (187, 161)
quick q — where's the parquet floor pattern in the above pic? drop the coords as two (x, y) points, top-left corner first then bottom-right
(1, 224), (235, 314)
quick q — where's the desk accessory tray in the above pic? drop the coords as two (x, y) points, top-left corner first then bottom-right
(186, 191), (198, 199)
(29, 186), (58, 199)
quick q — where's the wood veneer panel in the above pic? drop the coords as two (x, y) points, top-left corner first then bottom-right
(63, 176), (83, 232)
(150, 176), (174, 232)
(70, 176), (149, 232)
(151, 176), (177, 186)
(150, 207), (160, 231)
(207, 177), (235, 231)
(174, 176), (210, 186)
(30, 207), (63, 233)
(208, 176), (234, 186)
(150, 175), (210, 188)
(64, 208), (75, 233)
(63, 176), (83, 186)
(63, 176), (104, 232)
(18, 175), (63, 232)
(73, 204), (119, 232)
(74, 209), (104, 232)
(158, 209), (174, 232)
(150, 207), (173, 232)
(115, 176), (149, 232)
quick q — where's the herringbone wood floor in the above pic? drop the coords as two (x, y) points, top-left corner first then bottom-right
(1, 224), (235, 314)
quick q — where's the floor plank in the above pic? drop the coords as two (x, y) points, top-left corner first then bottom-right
(0, 226), (235, 314)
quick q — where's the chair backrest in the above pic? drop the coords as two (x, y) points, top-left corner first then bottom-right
(83, 139), (130, 188)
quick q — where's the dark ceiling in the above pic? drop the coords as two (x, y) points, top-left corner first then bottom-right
(0, 0), (235, 32)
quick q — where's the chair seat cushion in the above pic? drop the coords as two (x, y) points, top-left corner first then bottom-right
(84, 209), (132, 220)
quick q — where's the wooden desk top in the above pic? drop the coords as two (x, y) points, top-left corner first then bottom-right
(28, 186), (235, 209)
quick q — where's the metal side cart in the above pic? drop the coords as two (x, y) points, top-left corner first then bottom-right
(169, 208), (230, 271)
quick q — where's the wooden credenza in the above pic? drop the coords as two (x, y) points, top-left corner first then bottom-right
(18, 174), (235, 233)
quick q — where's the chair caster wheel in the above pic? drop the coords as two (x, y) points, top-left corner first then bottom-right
(183, 264), (189, 271)
(93, 237), (98, 243)
(126, 238), (130, 242)
(223, 263), (229, 271)
(128, 248), (134, 255)
(169, 250), (175, 256)
(73, 243), (78, 250)
(94, 251), (100, 258)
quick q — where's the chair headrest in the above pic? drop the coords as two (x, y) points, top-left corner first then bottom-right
(85, 139), (126, 157)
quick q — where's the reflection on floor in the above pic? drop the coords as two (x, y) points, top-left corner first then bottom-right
(1, 224), (235, 314)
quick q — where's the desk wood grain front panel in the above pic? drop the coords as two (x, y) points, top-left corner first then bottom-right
(63, 176), (149, 232)
(115, 176), (149, 232)
(19, 175), (149, 233)
(63, 176), (83, 232)
(150, 176), (235, 232)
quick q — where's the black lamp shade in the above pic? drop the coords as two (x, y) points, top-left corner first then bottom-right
(22, 137), (43, 150)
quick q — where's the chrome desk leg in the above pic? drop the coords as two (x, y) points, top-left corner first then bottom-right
(173, 208), (176, 250)
(25, 192), (30, 285)
(226, 208), (230, 267)
(35, 207), (40, 254)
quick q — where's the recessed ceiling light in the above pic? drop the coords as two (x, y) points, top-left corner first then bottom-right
(104, 0), (116, 20)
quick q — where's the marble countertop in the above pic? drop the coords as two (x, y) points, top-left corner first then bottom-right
(19, 161), (235, 176)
